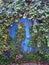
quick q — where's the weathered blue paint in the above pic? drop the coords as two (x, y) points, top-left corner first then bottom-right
(8, 17), (38, 53)
(19, 17), (34, 53)
(8, 22), (17, 41)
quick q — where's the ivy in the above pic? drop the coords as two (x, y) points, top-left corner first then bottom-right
(0, 0), (49, 65)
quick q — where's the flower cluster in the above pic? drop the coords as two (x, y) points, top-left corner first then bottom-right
(15, 54), (23, 61)
(4, 50), (11, 57)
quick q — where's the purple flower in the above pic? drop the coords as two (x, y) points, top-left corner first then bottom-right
(19, 54), (23, 59)
(15, 54), (23, 61)
(4, 50), (11, 57)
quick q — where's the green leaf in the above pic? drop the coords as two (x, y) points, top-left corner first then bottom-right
(0, 51), (2, 55)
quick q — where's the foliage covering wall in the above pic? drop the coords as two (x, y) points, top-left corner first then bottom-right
(0, 0), (49, 65)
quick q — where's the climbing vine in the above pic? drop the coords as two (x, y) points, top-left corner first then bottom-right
(0, 0), (49, 65)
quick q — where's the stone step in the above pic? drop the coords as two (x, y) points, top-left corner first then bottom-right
(9, 62), (48, 65)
